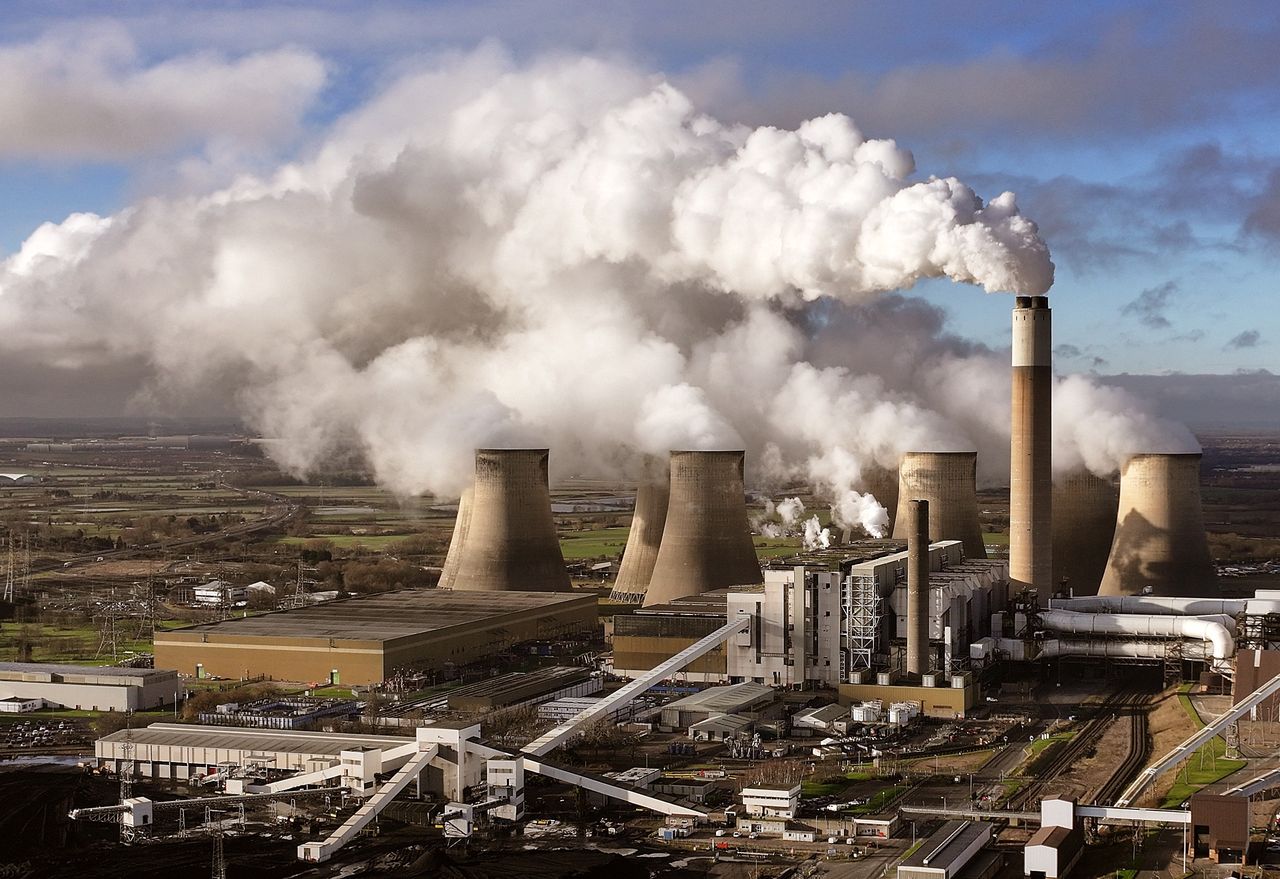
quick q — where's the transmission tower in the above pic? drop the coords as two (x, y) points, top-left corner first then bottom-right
(2, 533), (13, 603)
(207, 808), (228, 879)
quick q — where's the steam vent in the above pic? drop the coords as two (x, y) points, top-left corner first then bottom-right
(891, 451), (987, 560)
(1098, 453), (1219, 598)
(439, 449), (570, 592)
(609, 479), (670, 604)
(1051, 470), (1118, 597)
(643, 450), (763, 607)
(1010, 295), (1053, 600)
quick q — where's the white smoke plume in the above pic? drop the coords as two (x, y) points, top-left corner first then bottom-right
(0, 48), (1182, 525)
(802, 516), (833, 551)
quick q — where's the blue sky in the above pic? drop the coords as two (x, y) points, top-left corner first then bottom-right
(0, 0), (1277, 378)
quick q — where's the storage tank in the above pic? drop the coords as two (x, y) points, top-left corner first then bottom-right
(891, 452), (987, 560)
(1051, 470), (1118, 597)
(643, 450), (762, 606)
(609, 478), (670, 604)
(1098, 453), (1218, 598)
(438, 449), (570, 592)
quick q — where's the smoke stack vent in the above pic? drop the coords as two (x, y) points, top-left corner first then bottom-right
(643, 450), (762, 607)
(1051, 471), (1118, 597)
(891, 452), (987, 560)
(906, 499), (930, 678)
(1010, 294), (1053, 600)
(609, 479), (670, 604)
(439, 449), (570, 592)
(1098, 453), (1218, 598)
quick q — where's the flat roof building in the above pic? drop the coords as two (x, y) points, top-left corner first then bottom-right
(154, 589), (597, 685)
(899, 820), (992, 879)
(658, 682), (777, 731)
(0, 662), (180, 712)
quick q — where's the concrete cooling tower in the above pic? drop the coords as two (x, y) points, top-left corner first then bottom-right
(891, 452), (987, 560)
(437, 486), (473, 590)
(1099, 453), (1218, 598)
(609, 479), (670, 604)
(1051, 471), (1118, 598)
(862, 466), (900, 536)
(438, 449), (570, 592)
(643, 451), (763, 607)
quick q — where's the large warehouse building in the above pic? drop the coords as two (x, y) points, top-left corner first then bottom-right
(154, 590), (597, 685)
(0, 662), (180, 711)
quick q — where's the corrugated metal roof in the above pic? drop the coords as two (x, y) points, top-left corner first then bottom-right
(664, 683), (775, 713)
(99, 723), (412, 755)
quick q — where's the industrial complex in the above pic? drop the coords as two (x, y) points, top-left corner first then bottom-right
(2, 293), (1276, 879)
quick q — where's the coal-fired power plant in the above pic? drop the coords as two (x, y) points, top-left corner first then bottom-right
(905, 499), (930, 678)
(439, 448), (570, 593)
(1010, 295), (1053, 601)
(1051, 471), (1119, 597)
(891, 452), (987, 561)
(643, 450), (763, 607)
(1098, 453), (1219, 598)
(609, 479), (670, 604)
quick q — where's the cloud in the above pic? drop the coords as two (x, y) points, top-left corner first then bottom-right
(1244, 168), (1280, 242)
(1226, 329), (1262, 349)
(1055, 343), (1082, 359)
(0, 24), (326, 160)
(1121, 281), (1177, 329)
(1171, 329), (1205, 343)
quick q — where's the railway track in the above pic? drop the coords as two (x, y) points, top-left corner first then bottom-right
(1094, 693), (1151, 805)
(1007, 687), (1143, 810)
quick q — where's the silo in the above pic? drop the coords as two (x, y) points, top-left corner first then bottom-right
(891, 452), (987, 560)
(643, 451), (763, 606)
(905, 499), (930, 678)
(437, 486), (473, 591)
(1051, 470), (1118, 597)
(1098, 453), (1218, 598)
(440, 449), (570, 592)
(609, 479), (670, 604)
(1010, 295), (1053, 601)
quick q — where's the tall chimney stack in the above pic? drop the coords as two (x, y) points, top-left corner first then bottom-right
(1098, 453), (1219, 598)
(439, 449), (570, 592)
(906, 499), (930, 678)
(609, 478), (670, 604)
(891, 452), (987, 560)
(643, 450), (762, 607)
(1011, 294), (1053, 601)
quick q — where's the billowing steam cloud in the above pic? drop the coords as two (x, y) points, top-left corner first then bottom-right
(0, 48), (1188, 533)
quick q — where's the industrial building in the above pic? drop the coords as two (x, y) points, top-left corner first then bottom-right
(656, 682), (778, 731)
(154, 589), (596, 685)
(898, 820), (996, 879)
(0, 662), (180, 712)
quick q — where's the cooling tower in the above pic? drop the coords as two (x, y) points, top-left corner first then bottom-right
(892, 452), (987, 560)
(437, 486), (473, 590)
(905, 499), (930, 677)
(863, 465), (900, 535)
(1010, 295), (1053, 601)
(439, 449), (570, 592)
(1098, 453), (1219, 598)
(1051, 470), (1118, 597)
(609, 479), (670, 604)
(643, 451), (763, 607)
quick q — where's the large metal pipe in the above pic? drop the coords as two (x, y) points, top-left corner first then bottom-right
(1037, 610), (1235, 659)
(609, 477), (670, 604)
(906, 499), (930, 677)
(1050, 596), (1280, 616)
(1051, 470), (1118, 597)
(439, 449), (570, 592)
(644, 450), (762, 606)
(892, 452), (987, 560)
(1011, 295), (1053, 601)
(1098, 453), (1219, 597)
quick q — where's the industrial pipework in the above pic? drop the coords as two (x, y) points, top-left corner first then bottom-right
(1010, 295), (1053, 601)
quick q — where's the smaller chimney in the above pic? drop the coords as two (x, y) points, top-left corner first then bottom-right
(906, 499), (930, 678)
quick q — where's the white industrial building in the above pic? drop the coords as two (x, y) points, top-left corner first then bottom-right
(193, 580), (246, 607)
(0, 662), (180, 712)
(898, 821), (996, 879)
(741, 784), (799, 819)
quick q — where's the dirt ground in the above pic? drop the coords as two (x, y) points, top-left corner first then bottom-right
(1043, 712), (1133, 802)
(1139, 687), (1204, 806)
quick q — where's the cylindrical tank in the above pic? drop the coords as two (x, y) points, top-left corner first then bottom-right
(891, 452), (987, 560)
(439, 449), (570, 592)
(906, 499), (930, 677)
(437, 487), (473, 591)
(609, 479), (670, 604)
(643, 451), (763, 607)
(1051, 470), (1118, 597)
(1010, 295), (1053, 600)
(1098, 453), (1219, 598)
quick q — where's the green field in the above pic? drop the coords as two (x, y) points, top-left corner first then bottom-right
(1159, 689), (1247, 807)
(0, 621), (152, 664)
(559, 527), (630, 560)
